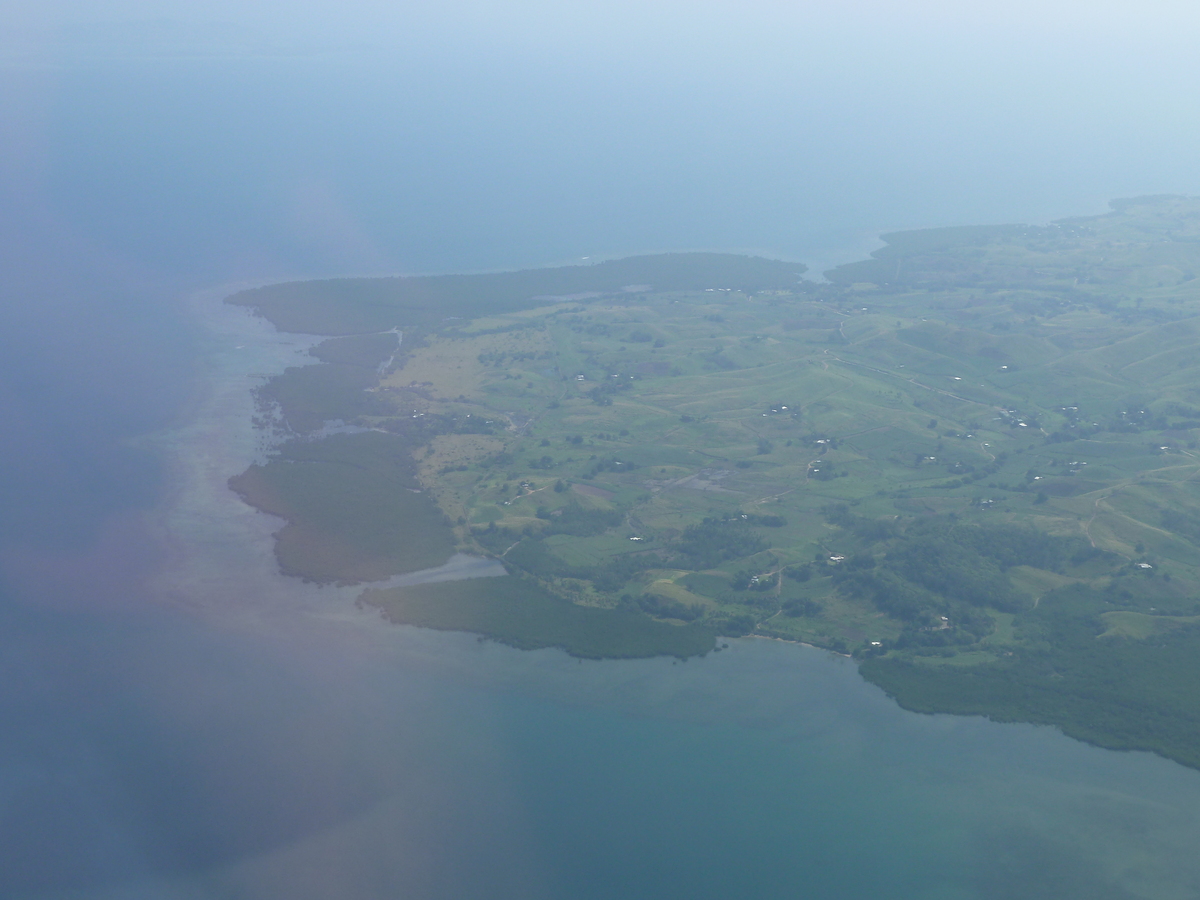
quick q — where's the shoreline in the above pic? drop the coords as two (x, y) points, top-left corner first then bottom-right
(140, 272), (1200, 776)
(145, 282), (503, 632)
(153, 274), (838, 660)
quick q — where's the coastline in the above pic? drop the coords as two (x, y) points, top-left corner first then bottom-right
(147, 270), (1199, 770)
(156, 273), (931, 661)
(146, 282), (503, 631)
(133, 276), (1200, 795)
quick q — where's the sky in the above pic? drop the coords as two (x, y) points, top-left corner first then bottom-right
(6, 0), (1200, 64)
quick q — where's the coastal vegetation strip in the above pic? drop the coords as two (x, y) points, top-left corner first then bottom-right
(227, 253), (807, 336)
(364, 576), (716, 659)
(229, 432), (455, 584)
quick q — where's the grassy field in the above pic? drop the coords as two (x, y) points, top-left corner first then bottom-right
(232, 198), (1200, 765)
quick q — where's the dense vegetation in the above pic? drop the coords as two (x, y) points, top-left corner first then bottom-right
(229, 432), (455, 584)
(231, 197), (1200, 764)
(230, 253), (807, 335)
(863, 587), (1200, 768)
(364, 576), (716, 659)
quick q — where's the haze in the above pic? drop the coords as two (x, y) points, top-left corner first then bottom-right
(4, 2), (1200, 897)
(4, 0), (1200, 279)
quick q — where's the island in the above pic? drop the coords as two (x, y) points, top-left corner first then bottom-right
(229, 196), (1200, 769)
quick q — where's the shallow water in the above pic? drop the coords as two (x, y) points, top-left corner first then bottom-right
(9, 575), (1200, 899)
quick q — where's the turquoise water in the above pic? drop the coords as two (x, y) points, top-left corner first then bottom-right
(4, 46), (1200, 899)
(8, 600), (1200, 898)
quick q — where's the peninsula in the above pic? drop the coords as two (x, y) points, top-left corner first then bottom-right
(229, 197), (1200, 768)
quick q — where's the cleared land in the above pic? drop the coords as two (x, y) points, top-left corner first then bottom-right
(231, 200), (1200, 766)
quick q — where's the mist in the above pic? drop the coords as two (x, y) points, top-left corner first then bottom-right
(3, 0), (1199, 280)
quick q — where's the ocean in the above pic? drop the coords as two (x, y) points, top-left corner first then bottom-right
(3, 46), (1200, 899)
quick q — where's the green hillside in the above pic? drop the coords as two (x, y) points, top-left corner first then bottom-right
(231, 196), (1200, 766)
